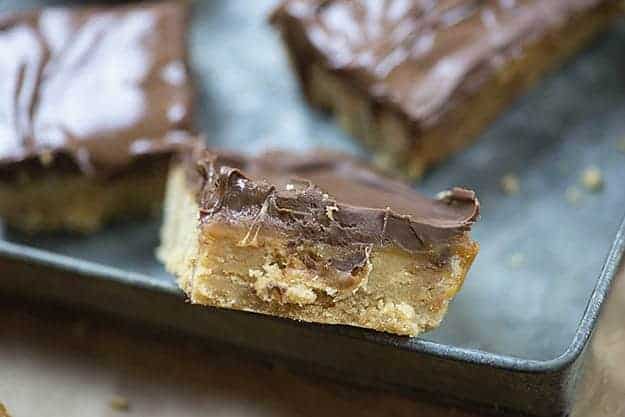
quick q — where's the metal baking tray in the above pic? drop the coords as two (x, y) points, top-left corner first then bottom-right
(1, 1), (625, 415)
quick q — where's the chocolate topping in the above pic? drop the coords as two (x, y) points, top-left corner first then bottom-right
(0, 2), (194, 177)
(188, 149), (479, 261)
(272, 0), (612, 126)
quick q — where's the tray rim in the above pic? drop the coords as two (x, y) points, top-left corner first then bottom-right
(1, 213), (623, 374)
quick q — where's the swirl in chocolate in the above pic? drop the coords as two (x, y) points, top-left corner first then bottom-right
(272, 0), (613, 126)
(0, 2), (194, 176)
(188, 149), (479, 261)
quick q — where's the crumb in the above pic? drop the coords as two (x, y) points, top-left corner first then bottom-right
(38, 150), (54, 166)
(580, 166), (603, 192)
(325, 205), (339, 221)
(565, 186), (583, 206)
(500, 174), (520, 195)
(507, 253), (526, 268)
(0, 402), (12, 417)
(110, 396), (130, 412)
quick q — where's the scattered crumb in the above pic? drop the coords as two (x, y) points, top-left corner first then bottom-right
(0, 402), (12, 417)
(500, 174), (520, 195)
(580, 166), (603, 192)
(617, 138), (625, 153)
(38, 150), (54, 166)
(325, 204), (339, 221)
(507, 252), (526, 269)
(110, 396), (130, 412)
(565, 186), (583, 206)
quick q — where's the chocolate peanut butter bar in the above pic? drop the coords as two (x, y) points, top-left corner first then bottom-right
(0, 2), (195, 232)
(271, 0), (620, 177)
(158, 148), (479, 336)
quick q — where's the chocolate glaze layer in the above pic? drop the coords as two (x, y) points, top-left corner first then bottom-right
(187, 149), (479, 269)
(272, 0), (615, 126)
(0, 2), (194, 177)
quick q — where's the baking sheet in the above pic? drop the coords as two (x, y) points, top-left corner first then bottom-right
(1, 0), (625, 361)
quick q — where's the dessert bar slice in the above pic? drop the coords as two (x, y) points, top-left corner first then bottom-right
(0, 1), (195, 232)
(158, 148), (479, 336)
(271, 0), (621, 177)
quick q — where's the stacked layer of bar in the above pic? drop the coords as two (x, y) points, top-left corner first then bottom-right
(271, 0), (620, 176)
(158, 148), (479, 335)
(0, 2), (195, 232)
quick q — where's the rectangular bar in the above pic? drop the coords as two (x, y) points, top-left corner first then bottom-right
(0, 2), (195, 232)
(158, 147), (479, 336)
(271, 0), (621, 177)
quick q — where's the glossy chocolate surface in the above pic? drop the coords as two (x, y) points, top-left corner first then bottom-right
(0, 1), (194, 177)
(272, 0), (613, 126)
(188, 148), (479, 263)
